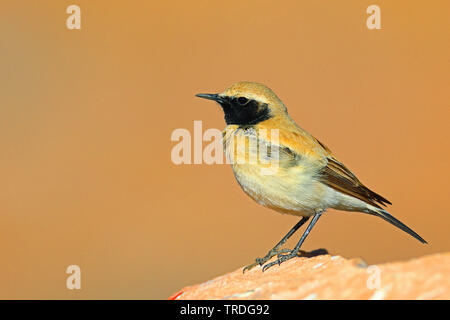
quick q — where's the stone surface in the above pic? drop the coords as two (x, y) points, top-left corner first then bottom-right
(169, 251), (450, 300)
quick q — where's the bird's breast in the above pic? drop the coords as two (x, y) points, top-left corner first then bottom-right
(222, 126), (327, 217)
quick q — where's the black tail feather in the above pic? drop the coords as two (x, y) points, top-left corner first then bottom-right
(371, 209), (427, 244)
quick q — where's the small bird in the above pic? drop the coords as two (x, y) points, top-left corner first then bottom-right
(196, 82), (426, 272)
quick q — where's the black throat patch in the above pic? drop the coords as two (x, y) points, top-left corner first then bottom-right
(218, 97), (272, 126)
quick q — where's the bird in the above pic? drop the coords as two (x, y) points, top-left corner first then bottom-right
(195, 81), (427, 272)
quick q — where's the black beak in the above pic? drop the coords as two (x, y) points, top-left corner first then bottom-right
(195, 93), (223, 103)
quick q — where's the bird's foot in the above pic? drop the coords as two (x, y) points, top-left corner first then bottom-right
(255, 248), (292, 266)
(262, 249), (299, 272)
(242, 248), (291, 273)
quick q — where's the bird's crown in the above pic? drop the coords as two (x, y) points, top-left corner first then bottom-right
(220, 82), (287, 114)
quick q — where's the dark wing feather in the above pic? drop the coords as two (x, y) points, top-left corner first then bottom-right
(318, 157), (391, 209)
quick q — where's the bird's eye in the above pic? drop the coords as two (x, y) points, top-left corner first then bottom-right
(237, 97), (249, 105)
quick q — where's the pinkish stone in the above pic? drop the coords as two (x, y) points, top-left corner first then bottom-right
(170, 252), (450, 300)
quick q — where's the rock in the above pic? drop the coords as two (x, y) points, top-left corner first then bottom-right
(169, 251), (450, 300)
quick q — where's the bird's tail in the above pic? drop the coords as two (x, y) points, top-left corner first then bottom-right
(368, 208), (427, 244)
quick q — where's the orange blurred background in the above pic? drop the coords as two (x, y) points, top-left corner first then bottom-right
(0, 1), (448, 299)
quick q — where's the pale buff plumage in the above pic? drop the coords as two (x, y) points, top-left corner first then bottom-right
(221, 82), (378, 217)
(196, 81), (426, 272)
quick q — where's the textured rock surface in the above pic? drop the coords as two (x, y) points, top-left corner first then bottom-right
(170, 252), (450, 300)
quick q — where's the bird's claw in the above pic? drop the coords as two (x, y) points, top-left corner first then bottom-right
(242, 263), (257, 273)
(262, 250), (299, 272)
(243, 248), (291, 273)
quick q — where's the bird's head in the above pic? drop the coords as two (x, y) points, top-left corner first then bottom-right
(196, 82), (287, 126)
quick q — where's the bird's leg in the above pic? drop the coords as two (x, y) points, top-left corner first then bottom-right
(262, 210), (324, 272)
(243, 217), (309, 273)
(255, 217), (309, 265)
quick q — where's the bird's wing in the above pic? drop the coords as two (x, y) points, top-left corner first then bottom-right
(258, 118), (391, 208)
(293, 130), (392, 209)
(317, 157), (391, 209)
